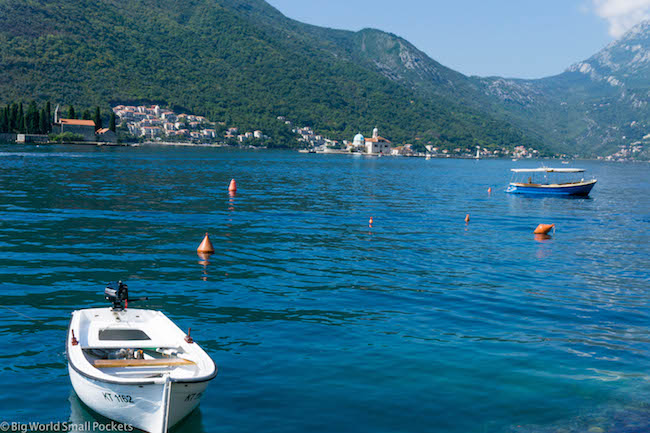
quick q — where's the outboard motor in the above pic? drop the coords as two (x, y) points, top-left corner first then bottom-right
(105, 281), (129, 310)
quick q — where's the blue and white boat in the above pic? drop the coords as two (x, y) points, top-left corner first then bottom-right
(506, 168), (596, 196)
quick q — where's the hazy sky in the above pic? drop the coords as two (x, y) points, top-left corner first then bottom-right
(266, 0), (650, 79)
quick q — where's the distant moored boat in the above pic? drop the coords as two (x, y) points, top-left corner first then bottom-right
(506, 167), (597, 196)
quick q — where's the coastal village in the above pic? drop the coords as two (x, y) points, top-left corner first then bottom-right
(113, 105), (217, 141)
(288, 118), (543, 159)
(2, 102), (646, 160)
(112, 104), (268, 143)
(598, 136), (650, 161)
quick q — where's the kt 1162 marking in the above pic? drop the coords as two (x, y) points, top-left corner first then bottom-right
(103, 392), (133, 403)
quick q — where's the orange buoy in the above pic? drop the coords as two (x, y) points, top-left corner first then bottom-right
(533, 224), (555, 235)
(369, 216), (374, 226)
(197, 232), (215, 254)
(488, 187), (492, 194)
(465, 213), (470, 223)
(228, 179), (237, 192)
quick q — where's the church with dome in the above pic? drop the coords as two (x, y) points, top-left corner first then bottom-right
(352, 132), (365, 147)
(350, 127), (392, 154)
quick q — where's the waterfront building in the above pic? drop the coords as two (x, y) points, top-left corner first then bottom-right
(141, 126), (163, 138)
(352, 132), (365, 149)
(96, 128), (117, 143)
(365, 127), (392, 154)
(56, 119), (96, 141)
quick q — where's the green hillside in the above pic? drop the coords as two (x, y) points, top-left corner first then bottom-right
(0, 0), (540, 150)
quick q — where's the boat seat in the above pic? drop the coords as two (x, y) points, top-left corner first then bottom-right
(93, 358), (195, 368)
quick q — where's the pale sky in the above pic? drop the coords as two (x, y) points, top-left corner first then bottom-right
(266, 0), (650, 79)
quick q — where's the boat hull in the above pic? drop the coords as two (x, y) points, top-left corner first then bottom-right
(506, 180), (596, 196)
(68, 364), (208, 432)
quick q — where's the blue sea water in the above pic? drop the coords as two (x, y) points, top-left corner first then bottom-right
(0, 144), (648, 433)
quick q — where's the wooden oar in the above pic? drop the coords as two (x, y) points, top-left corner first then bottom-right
(93, 358), (195, 368)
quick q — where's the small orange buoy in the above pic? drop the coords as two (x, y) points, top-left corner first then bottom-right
(369, 217), (374, 226)
(465, 214), (470, 223)
(228, 179), (237, 192)
(197, 232), (215, 254)
(533, 224), (555, 235)
(488, 187), (492, 194)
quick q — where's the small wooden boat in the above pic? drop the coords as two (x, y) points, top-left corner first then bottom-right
(506, 168), (597, 196)
(67, 282), (217, 433)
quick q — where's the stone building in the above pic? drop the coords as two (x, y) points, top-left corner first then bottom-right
(96, 128), (117, 143)
(56, 119), (96, 141)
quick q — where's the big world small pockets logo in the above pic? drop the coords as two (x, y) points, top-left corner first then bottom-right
(0, 421), (134, 432)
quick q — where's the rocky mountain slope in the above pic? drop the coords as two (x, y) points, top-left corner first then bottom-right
(474, 20), (650, 156)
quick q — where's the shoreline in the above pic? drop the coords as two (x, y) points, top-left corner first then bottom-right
(0, 141), (647, 162)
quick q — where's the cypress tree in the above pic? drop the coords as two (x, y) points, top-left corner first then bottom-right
(40, 108), (48, 134)
(68, 105), (75, 119)
(27, 101), (38, 133)
(94, 106), (102, 129)
(18, 103), (25, 133)
(46, 101), (51, 132)
(9, 104), (16, 132)
(109, 112), (116, 132)
(0, 107), (7, 133)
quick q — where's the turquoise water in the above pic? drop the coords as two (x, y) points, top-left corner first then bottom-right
(0, 144), (649, 433)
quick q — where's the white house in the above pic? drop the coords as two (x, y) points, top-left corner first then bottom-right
(365, 127), (392, 154)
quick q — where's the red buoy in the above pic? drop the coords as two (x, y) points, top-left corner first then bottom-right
(465, 214), (470, 223)
(228, 179), (237, 192)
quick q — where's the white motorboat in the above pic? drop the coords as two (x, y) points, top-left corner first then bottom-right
(67, 282), (217, 433)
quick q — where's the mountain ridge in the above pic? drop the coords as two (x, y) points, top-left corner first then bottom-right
(472, 20), (650, 156)
(1, 0), (647, 156)
(0, 0), (542, 151)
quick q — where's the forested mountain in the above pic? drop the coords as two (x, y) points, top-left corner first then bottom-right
(1, 0), (647, 155)
(0, 0), (539, 150)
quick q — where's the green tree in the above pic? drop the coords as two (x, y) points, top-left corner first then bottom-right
(9, 104), (17, 132)
(46, 101), (51, 132)
(109, 112), (116, 132)
(18, 103), (25, 133)
(26, 101), (38, 133)
(39, 108), (48, 134)
(0, 107), (7, 133)
(82, 109), (91, 120)
(94, 106), (102, 129)
(68, 105), (75, 119)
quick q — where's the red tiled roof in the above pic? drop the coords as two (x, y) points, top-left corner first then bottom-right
(60, 118), (96, 126)
(365, 136), (391, 143)
(96, 128), (110, 134)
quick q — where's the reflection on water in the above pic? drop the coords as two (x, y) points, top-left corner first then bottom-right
(0, 145), (648, 433)
(68, 391), (207, 433)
